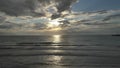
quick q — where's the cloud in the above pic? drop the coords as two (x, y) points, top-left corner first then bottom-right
(59, 10), (120, 34)
(0, 0), (77, 18)
(103, 14), (120, 21)
(0, 21), (23, 29)
(32, 22), (47, 30)
(0, 16), (6, 23)
(0, 0), (120, 35)
(0, 0), (78, 33)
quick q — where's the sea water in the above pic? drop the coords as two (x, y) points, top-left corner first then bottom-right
(0, 35), (120, 68)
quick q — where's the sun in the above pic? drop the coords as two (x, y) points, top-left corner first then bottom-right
(49, 27), (62, 31)
(48, 19), (61, 28)
(46, 19), (63, 31)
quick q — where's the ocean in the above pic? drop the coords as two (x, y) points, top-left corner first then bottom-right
(0, 35), (120, 68)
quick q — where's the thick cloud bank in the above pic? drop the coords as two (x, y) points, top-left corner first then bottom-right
(0, 0), (120, 35)
(0, 0), (77, 18)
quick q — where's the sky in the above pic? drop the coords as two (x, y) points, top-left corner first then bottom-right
(72, 0), (120, 11)
(0, 0), (120, 35)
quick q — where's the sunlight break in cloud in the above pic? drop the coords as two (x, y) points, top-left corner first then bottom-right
(0, 0), (120, 35)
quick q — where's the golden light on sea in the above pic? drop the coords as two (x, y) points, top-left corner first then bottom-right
(53, 35), (61, 43)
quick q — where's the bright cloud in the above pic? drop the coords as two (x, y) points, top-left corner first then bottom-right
(0, 0), (120, 35)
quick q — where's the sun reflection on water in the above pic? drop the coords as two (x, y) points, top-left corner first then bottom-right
(48, 55), (63, 65)
(53, 35), (61, 44)
(52, 56), (63, 61)
(47, 35), (64, 66)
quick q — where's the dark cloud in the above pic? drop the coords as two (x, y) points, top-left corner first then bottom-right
(55, 0), (76, 12)
(0, 16), (6, 23)
(91, 10), (108, 14)
(60, 20), (71, 27)
(51, 13), (61, 19)
(79, 20), (91, 22)
(0, 21), (22, 29)
(0, 0), (28, 16)
(0, 1), (119, 35)
(0, 0), (45, 16)
(0, 0), (77, 17)
(0, 25), (12, 29)
(33, 23), (46, 30)
(83, 22), (110, 25)
(103, 14), (120, 21)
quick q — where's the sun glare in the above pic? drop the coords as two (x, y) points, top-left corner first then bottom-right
(53, 35), (61, 43)
(47, 19), (62, 31)
(48, 19), (61, 28)
(50, 27), (62, 31)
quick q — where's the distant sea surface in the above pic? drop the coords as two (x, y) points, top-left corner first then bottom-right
(0, 35), (120, 45)
(0, 35), (120, 68)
